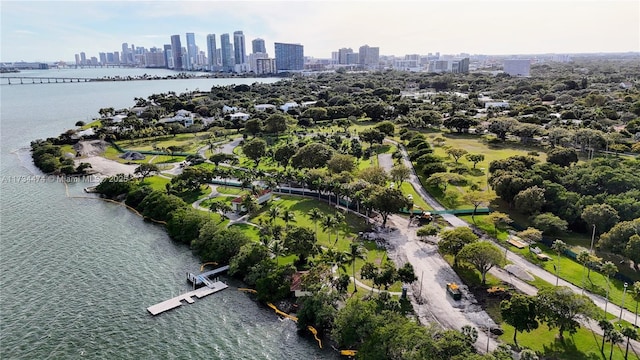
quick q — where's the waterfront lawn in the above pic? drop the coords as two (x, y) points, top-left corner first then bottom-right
(141, 175), (170, 191)
(215, 186), (245, 196)
(499, 323), (626, 360)
(228, 223), (261, 242)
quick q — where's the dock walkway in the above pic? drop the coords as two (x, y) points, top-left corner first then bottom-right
(146, 281), (228, 316)
(187, 265), (230, 287)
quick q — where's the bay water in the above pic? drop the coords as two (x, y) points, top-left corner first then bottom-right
(0, 68), (335, 359)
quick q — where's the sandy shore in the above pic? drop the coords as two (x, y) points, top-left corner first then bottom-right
(75, 156), (138, 177)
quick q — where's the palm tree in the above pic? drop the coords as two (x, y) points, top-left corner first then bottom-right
(281, 210), (296, 229)
(307, 208), (324, 241)
(599, 319), (614, 353)
(321, 215), (338, 243)
(346, 243), (367, 293)
(333, 211), (346, 246)
(321, 247), (348, 273)
(241, 195), (258, 215)
(268, 206), (281, 225)
(621, 326), (639, 360)
(608, 329), (623, 360)
(552, 239), (567, 287)
(601, 261), (618, 319)
(577, 250), (590, 293)
(269, 239), (287, 266)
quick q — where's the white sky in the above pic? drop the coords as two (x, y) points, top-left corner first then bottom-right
(1, 0), (638, 62)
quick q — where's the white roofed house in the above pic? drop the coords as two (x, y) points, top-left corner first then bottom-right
(280, 102), (299, 113)
(229, 112), (250, 121)
(222, 105), (239, 113)
(158, 109), (195, 127)
(255, 104), (276, 112)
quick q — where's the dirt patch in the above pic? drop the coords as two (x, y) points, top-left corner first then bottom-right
(74, 140), (110, 157)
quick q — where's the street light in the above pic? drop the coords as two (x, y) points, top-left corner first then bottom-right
(619, 282), (628, 321)
(589, 224), (596, 254)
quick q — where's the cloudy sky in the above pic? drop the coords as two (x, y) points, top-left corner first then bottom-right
(1, 0), (638, 62)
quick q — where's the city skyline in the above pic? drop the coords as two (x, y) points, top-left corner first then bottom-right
(1, 0), (639, 63)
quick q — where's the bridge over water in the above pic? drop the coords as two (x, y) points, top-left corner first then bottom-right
(1, 76), (95, 85)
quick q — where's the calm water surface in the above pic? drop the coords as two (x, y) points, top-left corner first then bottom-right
(0, 69), (335, 359)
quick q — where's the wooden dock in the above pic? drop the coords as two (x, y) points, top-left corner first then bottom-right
(187, 265), (230, 287)
(146, 281), (228, 316)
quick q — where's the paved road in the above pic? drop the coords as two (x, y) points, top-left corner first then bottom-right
(380, 139), (640, 354)
(380, 214), (499, 353)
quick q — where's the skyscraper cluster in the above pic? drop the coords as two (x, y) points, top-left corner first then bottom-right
(73, 31), (304, 74)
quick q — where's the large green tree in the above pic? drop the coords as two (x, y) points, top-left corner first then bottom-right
(291, 143), (334, 169)
(438, 227), (479, 266)
(458, 241), (503, 285)
(500, 294), (539, 348)
(536, 286), (595, 341)
(242, 138), (267, 165)
(284, 226), (319, 266)
(367, 186), (412, 227)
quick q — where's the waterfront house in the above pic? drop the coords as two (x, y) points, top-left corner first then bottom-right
(229, 112), (250, 121)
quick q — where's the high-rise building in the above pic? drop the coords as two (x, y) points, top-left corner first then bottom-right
(99, 52), (107, 65)
(74, 54), (80, 66)
(185, 33), (197, 70)
(255, 58), (276, 74)
(451, 58), (470, 73)
(233, 31), (246, 65)
(206, 34), (218, 70)
(80, 52), (87, 65)
(145, 47), (166, 68)
(338, 48), (353, 64)
(163, 44), (172, 69)
(113, 51), (120, 65)
(274, 42), (304, 71)
(220, 33), (234, 71)
(170, 35), (183, 70)
(503, 59), (531, 77)
(358, 45), (380, 69)
(249, 52), (269, 72)
(252, 38), (266, 54)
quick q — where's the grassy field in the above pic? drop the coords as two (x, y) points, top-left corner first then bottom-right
(141, 175), (171, 191)
(400, 182), (432, 211)
(414, 133), (547, 210)
(499, 323), (629, 360)
(117, 132), (213, 154)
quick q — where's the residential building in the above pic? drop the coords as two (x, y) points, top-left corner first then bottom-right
(163, 44), (172, 69)
(121, 43), (130, 65)
(256, 58), (277, 74)
(252, 38), (266, 54)
(206, 34), (218, 70)
(338, 48), (353, 64)
(80, 52), (87, 65)
(503, 59), (531, 77)
(233, 31), (246, 65)
(170, 35), (183, 70)
(220, 33), (234, 71)
(274, 42), (304, 71)
(359, 45), (380, 69)
(185, 32), (197, 70)
(451, 58), (470, 73)
(145, 47), (166, 68)
(249, 52), (269, 72)
(99, 52), (107, 65)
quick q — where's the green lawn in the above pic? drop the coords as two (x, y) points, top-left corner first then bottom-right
(141, 175), (171, 191)
(400, 182), (432, 211)
(458, 214), (511, 241)
(499, 323), (628, 360)
(117, 132), (212, 154)
(412, 134), (547, 209)
(228, 223), (261, 241)
(250, 195), (369, 252)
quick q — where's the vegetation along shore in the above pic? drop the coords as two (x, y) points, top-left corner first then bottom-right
(32, 58), (640, 359)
